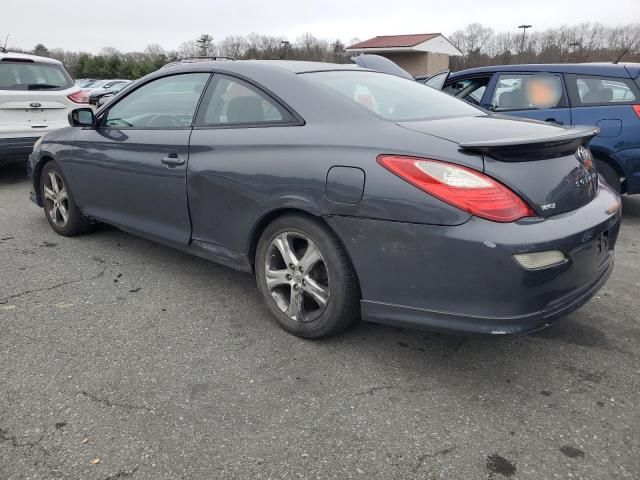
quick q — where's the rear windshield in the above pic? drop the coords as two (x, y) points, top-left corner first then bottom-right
(0, 61), (74, 91)
(304, 70), (482, 121)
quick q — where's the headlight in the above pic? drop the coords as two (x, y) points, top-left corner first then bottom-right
(32, 136), (44, 152)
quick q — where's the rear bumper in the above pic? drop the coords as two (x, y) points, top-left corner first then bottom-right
(360, 259), (613, 334)
(327, 185), (622, 334)
(0, 137), (39, 165)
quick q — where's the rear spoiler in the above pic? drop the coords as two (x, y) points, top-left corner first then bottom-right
(460, 126), (599, 161)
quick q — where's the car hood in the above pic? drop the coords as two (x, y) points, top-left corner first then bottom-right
(397, 114), (598, 149)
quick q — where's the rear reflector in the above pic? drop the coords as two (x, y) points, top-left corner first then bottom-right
(67, 90), (88, 104)
(513, 251), (566, 270)
(377, 155), (535, 222)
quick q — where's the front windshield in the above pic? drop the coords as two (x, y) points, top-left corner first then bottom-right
(304, 70), (483, 121)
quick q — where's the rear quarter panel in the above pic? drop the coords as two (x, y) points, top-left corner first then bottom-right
(187, 121), (479, 257)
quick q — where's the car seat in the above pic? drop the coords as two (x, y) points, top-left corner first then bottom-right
(582, 88), (613, 104)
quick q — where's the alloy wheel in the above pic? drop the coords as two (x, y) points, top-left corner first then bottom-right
(43, 171), (69, 228)
(265, 232), (330, 323)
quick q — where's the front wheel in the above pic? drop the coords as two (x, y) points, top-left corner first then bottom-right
(40, 162), (92, 236)
(255, 215), (360, 339)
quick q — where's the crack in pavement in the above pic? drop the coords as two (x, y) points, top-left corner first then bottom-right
(79, 391), (155, 413)
(0, 269), (106, 303)
(353, 385), (395, 396)
(104, 466), (140, 479)
(412, 447), (455, 473)
(17, 332), (78, 358)
(0, 425), (53, 453)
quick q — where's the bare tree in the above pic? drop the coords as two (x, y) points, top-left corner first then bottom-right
(177, 40), (199, 58)
(218, 35), (248, 58)
(145, 43), (166, 60)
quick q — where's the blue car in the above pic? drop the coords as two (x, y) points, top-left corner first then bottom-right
(421, 63), (640, 194)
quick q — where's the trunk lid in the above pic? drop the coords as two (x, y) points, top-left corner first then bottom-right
(0, 89), (75, 133)
(351, 54), (414, 80)
(398, 115), (600, 217)
(0, 55), (78, 134)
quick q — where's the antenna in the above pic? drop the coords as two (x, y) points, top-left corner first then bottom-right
(613, 48), (629, 64)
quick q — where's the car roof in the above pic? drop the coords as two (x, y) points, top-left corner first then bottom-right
(449, 62), (640, 79)
(161, 59), (368, 75)
(0, 51), (63, 65)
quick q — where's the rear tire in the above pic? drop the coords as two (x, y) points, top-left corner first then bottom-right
(596, 159), (622, 194)
(40, 161), (92, 237)
(255, 214), (360, 339)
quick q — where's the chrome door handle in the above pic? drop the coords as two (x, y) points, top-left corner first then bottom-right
(161, 155), (185, 167)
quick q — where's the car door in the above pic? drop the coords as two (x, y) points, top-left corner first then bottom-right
(565, 73), (640, 144)
(69, 72), (211, 244)
(187, 73), (303, 261)
(564, 73), (640, 192)
(487, 72), (572, 125)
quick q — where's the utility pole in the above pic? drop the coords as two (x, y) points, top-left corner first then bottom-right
(569, 42), (581, 62)
(280, 40), (290, 60)
(518, 25), (532, 51)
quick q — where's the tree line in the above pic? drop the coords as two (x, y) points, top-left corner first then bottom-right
(449, 23), (640, 70)
(7, 22), (640, 80)
(12, 34), (352, 80)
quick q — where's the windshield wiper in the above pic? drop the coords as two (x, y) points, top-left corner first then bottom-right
(27, 84), (60, 90)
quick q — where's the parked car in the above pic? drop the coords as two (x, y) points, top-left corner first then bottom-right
(28, 60), (621, 338)
(419, 63), (640, 194)
(76, 78), (97, 87)
(81, 79), (130, 93)
(88, 81), (130, 106)
(0, 51), (90, 166)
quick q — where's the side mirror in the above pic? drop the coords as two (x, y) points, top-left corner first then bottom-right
(68, 108), (95, 127)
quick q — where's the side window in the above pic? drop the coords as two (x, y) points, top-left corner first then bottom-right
(443, 77), (490, 105)
(491, 73), (564, 111)
(423, 70), (449, 90)
(443, 78), (473, 96)
(569, 75), (638, 105)
(197, 75), (292, 126)
(105, 73), (210, 128)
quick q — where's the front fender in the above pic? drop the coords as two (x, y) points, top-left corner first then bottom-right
(29, 128), (82, 206)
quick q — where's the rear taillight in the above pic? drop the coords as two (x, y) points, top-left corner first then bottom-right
(377, 155), (535, 223)
(633, 105), (640, 119)
(67, 90), (88, 104)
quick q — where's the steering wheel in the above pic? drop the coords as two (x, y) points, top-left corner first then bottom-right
(147, 114), (179, 128)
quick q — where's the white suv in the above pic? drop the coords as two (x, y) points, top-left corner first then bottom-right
(0, 51), (89, 166)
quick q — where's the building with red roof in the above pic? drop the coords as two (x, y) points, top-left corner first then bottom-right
(347, 33), (462, 76)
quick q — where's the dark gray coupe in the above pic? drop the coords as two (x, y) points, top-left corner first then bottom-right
(28, 60), (622, 338)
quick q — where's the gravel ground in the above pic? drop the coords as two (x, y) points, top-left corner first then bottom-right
(1, 164), (639, 480)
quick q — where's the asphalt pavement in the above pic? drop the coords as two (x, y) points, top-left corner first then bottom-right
(1, 164), (639, 479)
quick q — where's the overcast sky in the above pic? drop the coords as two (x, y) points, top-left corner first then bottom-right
(2, 0), (639, 53)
